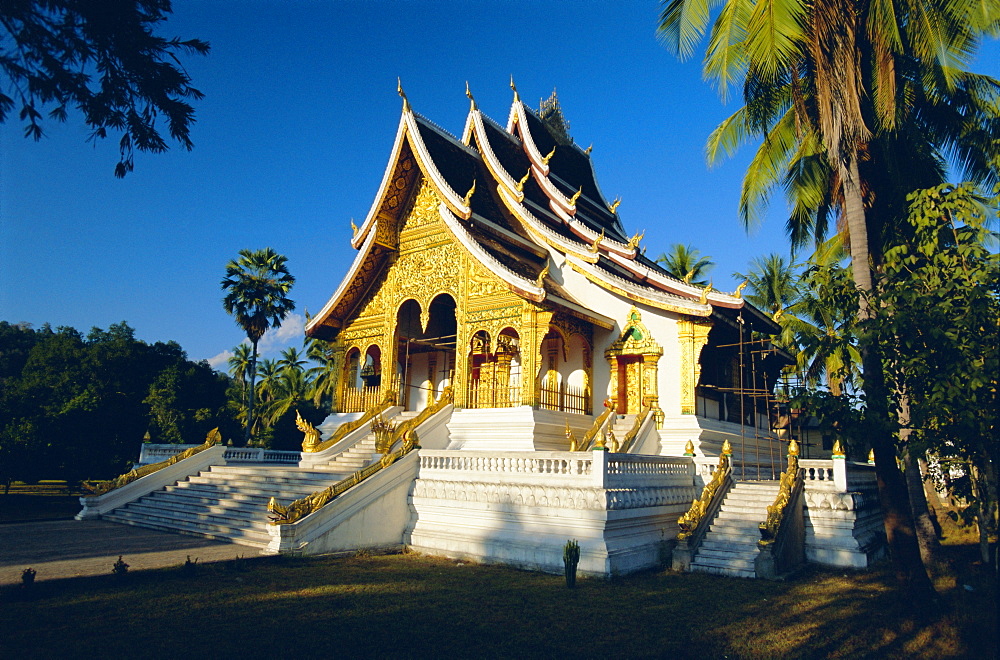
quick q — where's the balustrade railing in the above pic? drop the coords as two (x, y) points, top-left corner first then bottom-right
(224, 448), (301, 464)
(340, 385), (385, 414)
(538, 381), (591, 415)
(465, 382), (522, 409)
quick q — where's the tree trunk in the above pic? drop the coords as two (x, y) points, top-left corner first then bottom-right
(901, 440), (944, 575)
(842, 154), (935, 597)
(246, 341), (258, 447)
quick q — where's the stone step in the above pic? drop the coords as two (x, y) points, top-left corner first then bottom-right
(694, 551), (758, 570)
(699, 538), (760, 553)
(689, 562), (756, 578)
(121, 499), (267, 529)
(104, 509), (269, 547)
(138, 492), (268, 516)
(106, 504), (270, 539)
(172, 480), (333, 501)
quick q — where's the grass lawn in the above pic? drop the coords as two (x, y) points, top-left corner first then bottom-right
(0, 482), (83, 523)
(1, 544), (995, 659)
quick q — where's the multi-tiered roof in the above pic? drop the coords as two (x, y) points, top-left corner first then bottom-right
(306, 83), (776, 339)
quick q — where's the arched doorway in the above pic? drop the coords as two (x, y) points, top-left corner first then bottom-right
(396, 294), (457, 410)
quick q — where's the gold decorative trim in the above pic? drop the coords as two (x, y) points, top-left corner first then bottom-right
(677, 452), (730, 540)
(84, 428), (222, 496)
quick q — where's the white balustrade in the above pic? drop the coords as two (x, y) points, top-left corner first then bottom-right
(419, 449), (694, 489)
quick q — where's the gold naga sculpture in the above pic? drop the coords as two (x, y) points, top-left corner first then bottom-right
(85, 428), (223, 496)
(588, 228), (605, 254)
(627, 230), (645, 251)
(296, 411), (321, 453)
(759, 438), (801, 544)
(676, 440), (732, 540)
(609, 197), (621, 213)
(566, 420), (578, 452)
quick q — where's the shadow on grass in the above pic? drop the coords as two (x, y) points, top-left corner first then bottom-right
(1, 550), (994, 659)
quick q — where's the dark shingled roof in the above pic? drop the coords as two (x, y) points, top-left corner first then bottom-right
(517, 103), (629, 242)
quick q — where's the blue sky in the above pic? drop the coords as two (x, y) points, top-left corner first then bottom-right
(2, 1), (998, 369)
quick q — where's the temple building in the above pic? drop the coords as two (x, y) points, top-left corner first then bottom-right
(305, 83), (788, 464)
(82, 84), (885, 579)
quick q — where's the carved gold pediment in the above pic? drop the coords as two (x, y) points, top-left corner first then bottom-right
(605, 307), (663, 357)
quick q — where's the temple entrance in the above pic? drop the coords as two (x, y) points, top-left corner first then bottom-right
(396, 294), (457, 411)
(467, 327), (521, 408)
(615, 354), (643, 414)
(605, 308), (662, 417)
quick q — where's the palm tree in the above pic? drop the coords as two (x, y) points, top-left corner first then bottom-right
(227, 342), (254, 425)
(221, 248), (295, 445)
(306, 337), (339, 409)
(658, 0), (1000, 590)
(656, 243), (715, 285)
(277, 346), (307, 374)
(734, 252), (802, 350)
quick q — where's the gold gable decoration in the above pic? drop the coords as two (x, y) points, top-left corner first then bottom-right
(605, 307), (663, 421)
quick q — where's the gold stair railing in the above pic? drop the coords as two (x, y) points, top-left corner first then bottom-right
(576, 405), (614, 451)
(759, 438), (802, 544)
(676, 440), (733, 541)
(269, 387), (453, 525)
(302, 389), (396, 453)
(83, 428), (223, 496)
(618, 405), (652, 453)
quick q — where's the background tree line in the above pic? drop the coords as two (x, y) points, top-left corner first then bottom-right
(0, 321), (234, 489)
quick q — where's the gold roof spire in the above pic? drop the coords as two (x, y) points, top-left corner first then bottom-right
(585, 144), (593, 154)
(516, 167), (532, 192)
(510, 75), (519, 102)
(397, 77), (410, 112)
(463, 179), (476, 207)
(465, 81), (476, 112)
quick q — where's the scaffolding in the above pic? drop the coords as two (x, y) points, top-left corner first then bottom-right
(709, 314), (808, 481)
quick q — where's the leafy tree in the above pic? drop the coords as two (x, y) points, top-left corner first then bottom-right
(870, 183), (999, 564)
(656, 243), (714, 285)
(0, 0), (210, 177)
(221, 247), (296, 446)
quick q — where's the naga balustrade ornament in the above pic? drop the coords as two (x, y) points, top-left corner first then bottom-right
(566, 421), (578, 452)
(758, 438), (801, 544)
(84, 428), (223, 496)
(578, 406), (613, 451)
(619, 405), (652, 453)
(270, 387), (453, 525)
(296, 411), (321, 452)
(302, 389), (396, 453)
(676, 450), (731, 541)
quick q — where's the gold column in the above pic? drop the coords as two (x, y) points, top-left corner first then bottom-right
(520, 304), (553, 407)
(453, 309), (469, 408)
(677, 317), (712, 415)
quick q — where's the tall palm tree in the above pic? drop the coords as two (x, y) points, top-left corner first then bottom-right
(658, 0), (1000, 589)
(227, 342), (254, 425)
(656, 243), (715, 285)
(221, 248), (295, 445)
(277, 346), (307, 374)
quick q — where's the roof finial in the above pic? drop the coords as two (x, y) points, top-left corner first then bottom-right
(543, 145), (556, 165)
(535, 260), (550, 288)
(627, 230), (644, 251)
(609, 197), (621, 213)
(734, 279), (748, 298)
(699, 282), (714, 305)
(465, 81), (476, 112)
(589, 229), (604, 253)
(463, 179), (476, 207)
(569, 186), (582, 206)
(516, 167), (531, 192)
(351, 218), (358, 237)
(397, 77), (410, 112)
(585, 143), (593, 154)
(510, 75), (519, 102)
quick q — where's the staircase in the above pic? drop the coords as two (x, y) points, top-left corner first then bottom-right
(689, 481), (781, 578)
(103, 465), (352, 547)
(319, 411), (420, 471)
(102, 411), (424, 547)
(607, 414), (636, 449)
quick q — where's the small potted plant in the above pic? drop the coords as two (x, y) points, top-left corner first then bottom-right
(563, 539), (580, 588)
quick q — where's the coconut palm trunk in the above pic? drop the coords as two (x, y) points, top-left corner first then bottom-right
(840, 155), (935, 592)
(246, 340), (259, 446)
